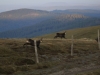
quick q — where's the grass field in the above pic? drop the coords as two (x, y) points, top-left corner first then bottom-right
(0, 25), (100, 75)
(0, 38), (100, 75)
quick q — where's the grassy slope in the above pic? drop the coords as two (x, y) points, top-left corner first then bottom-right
(0, 26), (100, 75)
(0, 39), (100, 75)
(0, 39), (99, 75)
(41, 25), (100, 39)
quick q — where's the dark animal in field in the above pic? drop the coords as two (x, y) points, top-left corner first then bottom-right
(95, 37), (100, 42)
(54, 31), (66, 39)
(95, 38), (98, 42)
(23, 38), (43, 49)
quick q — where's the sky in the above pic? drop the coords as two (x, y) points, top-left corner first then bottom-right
(0, 0), (100, 12)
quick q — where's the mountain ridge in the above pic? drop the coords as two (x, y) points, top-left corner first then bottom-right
(51, 9), (100, 17)
(0, 9), (100, 38)
(0, 8), (50, 19)
(0, 9), (54, 32)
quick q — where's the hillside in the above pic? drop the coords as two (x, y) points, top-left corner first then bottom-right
(0, 24), (100, 75)
(0, 9), (100, 38)
(0, 16), (100, 38)
(41, 25), (100, 39)
(0, 37), (100, 75)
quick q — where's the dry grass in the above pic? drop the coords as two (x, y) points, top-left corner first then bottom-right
(76, 69), (100, 75)
(0, 38), (100, 75)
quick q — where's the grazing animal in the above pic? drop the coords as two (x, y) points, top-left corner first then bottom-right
(95, 37), (100, 42)
(54, 31), (66, 39)
(95, 38), (98, 42)
(23, 38), (43, 49)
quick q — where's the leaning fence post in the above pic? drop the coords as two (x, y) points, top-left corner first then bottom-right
(98, 29), (100, 50)
(34, 40), (39, 63)
(71, 35), (74, 56)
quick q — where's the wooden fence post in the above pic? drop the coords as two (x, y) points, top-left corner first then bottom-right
(71, 35), (74, 56)
(98, 29), (100, 50)
(34, 40), (39, 63)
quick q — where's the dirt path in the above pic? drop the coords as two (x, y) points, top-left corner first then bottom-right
(49, 65), (100, 75)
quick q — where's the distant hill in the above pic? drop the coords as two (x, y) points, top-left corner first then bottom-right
(52, 9), (100, 18)
(0, 8), (51, 19)
(0, 8), (54, 32)
(0, 9), (100, 38)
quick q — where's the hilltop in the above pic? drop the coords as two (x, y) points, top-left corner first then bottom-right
(0, 9), (53, 32)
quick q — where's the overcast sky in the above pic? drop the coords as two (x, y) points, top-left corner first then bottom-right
(0, 0), (100, 12)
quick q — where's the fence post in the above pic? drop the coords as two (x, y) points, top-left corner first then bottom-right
(71, 35), (74, 56)
(98, 29), (100, 50)
(34, 40), (39, 63)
